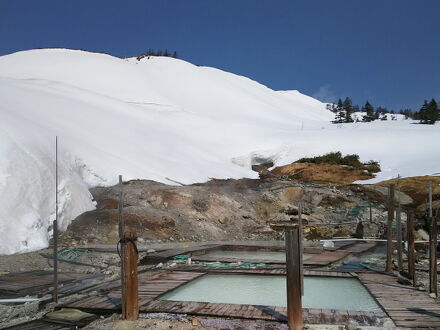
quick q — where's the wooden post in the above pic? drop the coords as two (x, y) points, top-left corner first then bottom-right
(298, 202), (304, 297)
(396, 203), (403, 272)
(285, 228), (303, 330)
(429, 213), (438, 295)
(386, 184), (395, 273)
(407, 211), (416, 285)
(118, 175), (125, 239)
(122, 232), (139, 320)
(53, 136), (59, 303)
(118, 175), (125, 315)
(429, 181), (438, 295)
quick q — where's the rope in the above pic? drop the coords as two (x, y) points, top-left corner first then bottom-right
(117, 237), (138, 258)
(57, 248), (89, 262)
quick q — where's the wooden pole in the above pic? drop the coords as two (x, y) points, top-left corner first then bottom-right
(285, 229), (303, 330)
(407, 211), (416, 285)
(429, 181), (437, 295)
(396, 203), (403, 272)
(429, 213), (438, 295)
(53, 136), (58, 303)
(118, 175), (125, 315)
(118, 175), (125, 239)
(285, 209), (303, 330)
(386, 184), (395, 273)
(298, 201), (304, 297)
(122, 232), (139, 320)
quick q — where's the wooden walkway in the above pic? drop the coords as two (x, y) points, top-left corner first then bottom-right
(60, 269), (440, 328)
(0, 271), (100, 298)
(62, 269), (389, 327)
(140, 244), (222, 264)
(141, 243), (358, 266)
(359, 272), (440, 328)
(64, 271), (204, 312)
(170, 267), (354, 278)
(341, 241), (377, 254)
(190, 255), (286, 264)
(304, 250), (349, 266)
(142, 300), (389, 326)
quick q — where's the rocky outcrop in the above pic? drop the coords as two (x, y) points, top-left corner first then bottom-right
(376, 176), (440, 207)
(268, 163), (374, 185)
(65, 178), (391, 244)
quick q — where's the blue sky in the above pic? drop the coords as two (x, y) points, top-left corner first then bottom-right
(1, 0), (439, 110)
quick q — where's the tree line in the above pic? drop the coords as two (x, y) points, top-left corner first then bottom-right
(136, 49), (178, 61)
(329, 97), (439, 125)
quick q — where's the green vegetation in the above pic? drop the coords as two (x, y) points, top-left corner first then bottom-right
(295, 152), (380, 173)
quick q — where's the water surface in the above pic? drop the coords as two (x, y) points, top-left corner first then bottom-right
(160, 274), (381, 312)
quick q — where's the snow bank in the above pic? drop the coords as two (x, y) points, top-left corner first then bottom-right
(0, 49), (438, 254)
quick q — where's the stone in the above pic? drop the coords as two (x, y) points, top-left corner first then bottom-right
(345, 319), (358, 330)
(415, 229), (429, 241)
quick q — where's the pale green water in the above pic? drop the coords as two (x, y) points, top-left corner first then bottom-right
(202, 250), (312, 261)
(160, 274), (382, 312)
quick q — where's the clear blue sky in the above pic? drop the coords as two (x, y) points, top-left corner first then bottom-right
(1, 0), (439, 110)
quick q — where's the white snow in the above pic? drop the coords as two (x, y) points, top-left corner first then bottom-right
(0, 49), (438, 254)
(351, 111), (406, 122)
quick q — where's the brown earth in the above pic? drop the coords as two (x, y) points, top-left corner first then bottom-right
(269, 163), (374, 185)
(376, 176), (440, 209)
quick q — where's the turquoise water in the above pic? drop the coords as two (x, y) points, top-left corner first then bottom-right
(160, 274), (381, 312)
(202, 250), (312, 261)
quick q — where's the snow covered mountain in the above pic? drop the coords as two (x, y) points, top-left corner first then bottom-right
(0, 49), (438, 254)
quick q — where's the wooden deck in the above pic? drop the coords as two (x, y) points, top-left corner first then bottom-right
(64, 271), (204, 312)
(140, 244), (223, 264)
(190, 255), (286, 264)
(170, 267), (354, 278)
(0, 271), (102, 298)
(141, 242), (361, 266)
(173, 244), (352, 266)
(62, 269), (389, 327)
(142, 300), (389, 326)
(303, 250), (350, 266)
(359, 272), (440, 328)
(59, 269), (440, 328)
(341, 241), (377, 254)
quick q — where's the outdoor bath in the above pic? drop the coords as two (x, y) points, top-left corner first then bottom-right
(160, 274), (382, 312)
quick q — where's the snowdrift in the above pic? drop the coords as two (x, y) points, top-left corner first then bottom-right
(0, 49), (438, 254)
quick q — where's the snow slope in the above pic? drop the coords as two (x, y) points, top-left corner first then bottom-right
(0, 49), (438, 254)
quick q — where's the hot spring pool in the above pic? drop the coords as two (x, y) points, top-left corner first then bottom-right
(202, 250), (312, 261)
(160, 274), (381, 312)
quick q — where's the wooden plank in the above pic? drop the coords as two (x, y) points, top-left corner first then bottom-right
(304, 251), (349, 266)
(140, 299), (390, 326)
(62, 271), (205, 312)
(359, 271), (440, 328)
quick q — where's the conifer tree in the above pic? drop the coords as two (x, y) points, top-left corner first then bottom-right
(362, 101), (375, 122)
(419, 100), (430, 124)
(420, 98), (439, 124)
(333, 98), (345, 123)
(342, 97), (354, 123)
